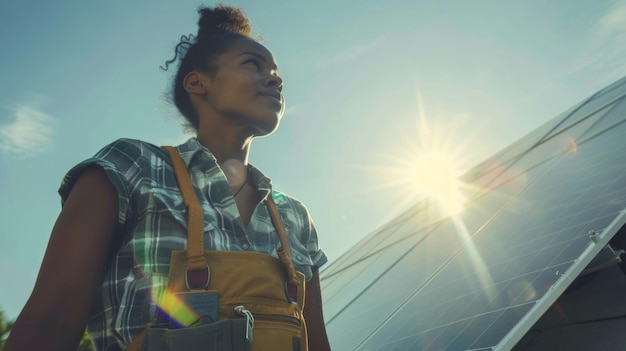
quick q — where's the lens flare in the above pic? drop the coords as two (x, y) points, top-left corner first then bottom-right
(157, 288), (201, 328)
(562, 136), (578, 155)
(506, 280), (537, 304)
(451, 215), (496, 301)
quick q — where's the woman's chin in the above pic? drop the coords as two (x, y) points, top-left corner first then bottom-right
(250, 112), (282, 137)
(253, 121), (280, 137)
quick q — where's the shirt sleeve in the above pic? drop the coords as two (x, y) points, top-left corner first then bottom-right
(291, 199), (328, 275)
(58, 138), (153, 231)
(302, 208), (328, 272)
(273, 191), (328, 280)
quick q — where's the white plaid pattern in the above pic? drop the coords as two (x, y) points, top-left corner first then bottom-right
(59, 138), (327, 350)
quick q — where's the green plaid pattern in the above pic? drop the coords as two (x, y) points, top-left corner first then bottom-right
(59, 138), (327, 350)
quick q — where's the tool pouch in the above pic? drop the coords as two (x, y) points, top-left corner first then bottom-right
(139, 319), (249, 351)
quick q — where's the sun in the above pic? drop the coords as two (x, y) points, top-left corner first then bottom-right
(412, 149), (465, 215)
(351, 88), (474, 220)
(360, 123), (469, 218)
(397, 91), (469, 216)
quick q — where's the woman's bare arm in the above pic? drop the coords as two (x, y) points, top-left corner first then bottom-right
(304, 270), (332, 351)
(4, 166), (118, 351)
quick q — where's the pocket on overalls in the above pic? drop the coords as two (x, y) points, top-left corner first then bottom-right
(252, 315), (304, 351)
(140, 319), (250, 351)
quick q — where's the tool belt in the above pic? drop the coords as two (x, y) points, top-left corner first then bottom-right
(126, 146), (308, 351)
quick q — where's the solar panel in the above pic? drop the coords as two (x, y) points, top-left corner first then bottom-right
(322, 76), (626, 350)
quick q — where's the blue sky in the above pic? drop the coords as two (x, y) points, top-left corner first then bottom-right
(1, 0), (625, 320)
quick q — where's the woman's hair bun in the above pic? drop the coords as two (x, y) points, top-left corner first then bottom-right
(197, 5), (251, 40)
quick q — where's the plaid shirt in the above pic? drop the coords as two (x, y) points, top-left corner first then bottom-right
(59, 138), (327, 350)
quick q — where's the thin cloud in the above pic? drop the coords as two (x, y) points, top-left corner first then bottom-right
(598, 1), (626, 33)
(316, 36), (387, 70)
(0, 105), (56, 157)
(570, 2), (626, 84)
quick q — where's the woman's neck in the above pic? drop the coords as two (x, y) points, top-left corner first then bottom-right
(196, 127), (252, 165)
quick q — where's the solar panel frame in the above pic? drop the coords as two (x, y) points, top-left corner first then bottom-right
(495, 209), (626, 350)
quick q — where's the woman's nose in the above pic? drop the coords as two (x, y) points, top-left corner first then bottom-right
(265, 74), (283, 92)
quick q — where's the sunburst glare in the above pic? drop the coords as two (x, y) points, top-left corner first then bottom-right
(355, 87), (496, 300)
(412, 150), (465, 215)
(362, 88), (474, 218)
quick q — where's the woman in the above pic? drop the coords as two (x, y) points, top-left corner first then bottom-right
(5, 5), (330, 351)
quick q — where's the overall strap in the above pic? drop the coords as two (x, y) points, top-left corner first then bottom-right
(163, 146), (299, 288)
(266, 196), (299, 286)
(162, 146), (209, 289)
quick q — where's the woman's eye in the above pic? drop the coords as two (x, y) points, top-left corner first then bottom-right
(243, 59), (261, 69)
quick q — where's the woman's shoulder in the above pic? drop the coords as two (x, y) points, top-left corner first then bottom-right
(90, 138), (170, 168)
(99, 138), (167, 157)
(271, 190), (312, 219)
(59, 139), (170, 211)
(61, 139), (170, 191)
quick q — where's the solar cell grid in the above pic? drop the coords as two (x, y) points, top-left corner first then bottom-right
(323, 78), (626, 349)
(324, 217), (474, 349)
(466, 92), (623, 192)
(321, 211), (418, 276)
(323, 234), (428, 322)
(579, 97), (626, 143)
(350, 116), (626, 350)
(467, 113), (567, 180)
(544, 100), (621, 139)
(545, 78), (626, 136)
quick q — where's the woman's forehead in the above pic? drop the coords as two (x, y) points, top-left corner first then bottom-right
(227, 38), (278, 67)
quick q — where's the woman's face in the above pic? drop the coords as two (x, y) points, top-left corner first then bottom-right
(201, 38), (284, 136)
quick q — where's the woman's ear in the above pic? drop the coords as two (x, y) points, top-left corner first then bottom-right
(183, 71), (208, 95)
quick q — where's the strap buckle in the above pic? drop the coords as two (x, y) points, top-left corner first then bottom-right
(285, 280), (298, 304)
(185, 264), (211, 290)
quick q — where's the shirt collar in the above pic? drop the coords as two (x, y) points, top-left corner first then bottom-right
(176, 137), (273, 195)
(176, 137), (216, 167)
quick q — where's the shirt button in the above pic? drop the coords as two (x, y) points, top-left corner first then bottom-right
(242, 243), (250, 250)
